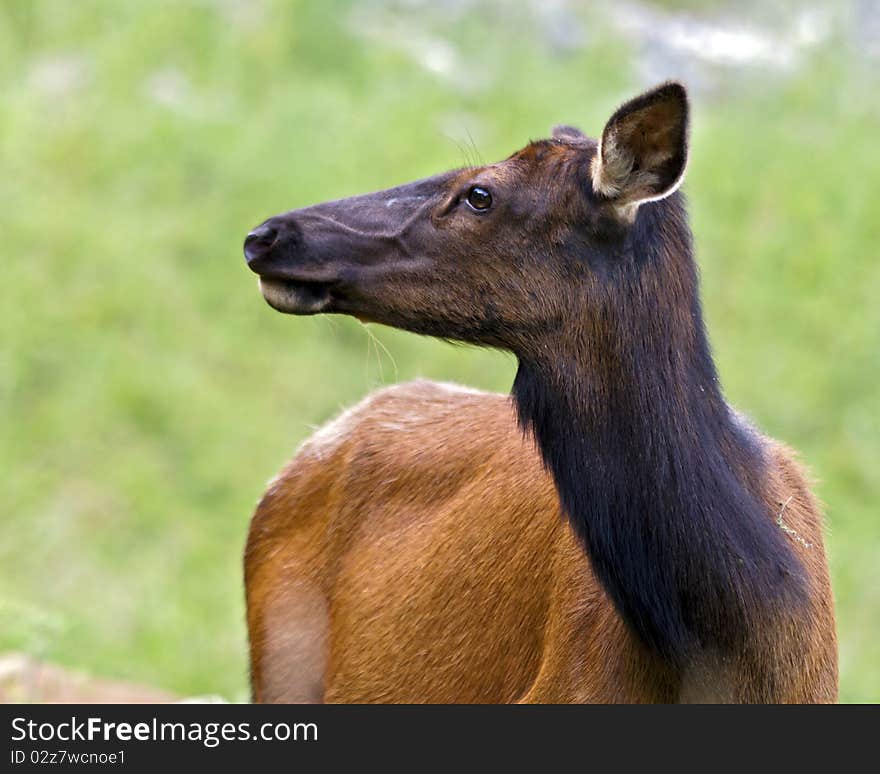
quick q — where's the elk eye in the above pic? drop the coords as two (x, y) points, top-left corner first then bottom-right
(466, 186), (492, 211)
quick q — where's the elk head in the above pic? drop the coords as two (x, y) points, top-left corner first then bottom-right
(243, 82), (689, 360)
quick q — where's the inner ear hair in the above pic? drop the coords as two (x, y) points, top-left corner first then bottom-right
(591, 82), (689, 209)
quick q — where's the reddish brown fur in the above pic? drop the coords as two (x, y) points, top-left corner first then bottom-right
(246, 382), (836, 703)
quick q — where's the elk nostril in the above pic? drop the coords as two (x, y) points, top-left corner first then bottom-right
(244, 224), (278, 264)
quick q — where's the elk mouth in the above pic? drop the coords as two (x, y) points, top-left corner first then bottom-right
(258, 276), (338, 315)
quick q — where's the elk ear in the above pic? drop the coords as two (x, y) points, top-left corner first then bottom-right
(552, 124), (586, 141)
(590, 82), (689, 213)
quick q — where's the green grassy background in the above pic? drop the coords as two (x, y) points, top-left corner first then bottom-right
(1, 0), (877, 702)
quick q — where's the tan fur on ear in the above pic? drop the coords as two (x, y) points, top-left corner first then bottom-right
(591, 82), (689, 213)
(591, 127), (635, 199)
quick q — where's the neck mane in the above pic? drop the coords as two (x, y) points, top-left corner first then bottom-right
(512, 194), (807, 675)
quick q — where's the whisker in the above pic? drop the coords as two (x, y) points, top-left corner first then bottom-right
(357, 320), (398, 384)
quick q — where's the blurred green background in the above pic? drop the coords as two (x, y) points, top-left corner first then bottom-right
(1, 0), (877, 702)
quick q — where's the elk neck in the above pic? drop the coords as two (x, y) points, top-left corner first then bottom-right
(511, 193), (809, 671)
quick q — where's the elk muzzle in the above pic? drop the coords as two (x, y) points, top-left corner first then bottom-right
(243, 174), (452, 317)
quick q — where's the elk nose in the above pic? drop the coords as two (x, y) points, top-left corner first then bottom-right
(243, 223), (278, 265)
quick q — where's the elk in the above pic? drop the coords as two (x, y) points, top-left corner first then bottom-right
(242, 83), (837, 703)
